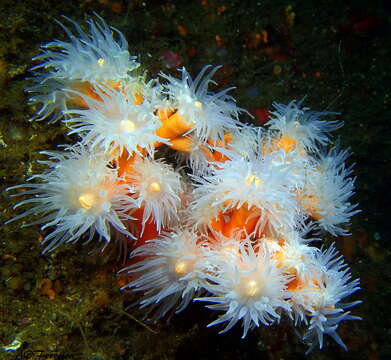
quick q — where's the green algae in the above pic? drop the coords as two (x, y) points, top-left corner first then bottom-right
(0, 1), (390, 359)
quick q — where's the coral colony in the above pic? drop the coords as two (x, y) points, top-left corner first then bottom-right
(7, 15), (361, 353)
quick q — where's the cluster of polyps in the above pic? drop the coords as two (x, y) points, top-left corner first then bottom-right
(7, 15), (361, 352)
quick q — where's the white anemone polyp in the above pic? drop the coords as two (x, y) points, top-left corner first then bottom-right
(127, 157), (183, 232)
(7, 145), (136, 252)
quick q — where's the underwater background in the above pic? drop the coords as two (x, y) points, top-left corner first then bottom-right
(0, 0), (390, 359)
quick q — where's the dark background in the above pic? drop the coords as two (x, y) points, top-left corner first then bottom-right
(0, 1), (390, 359)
